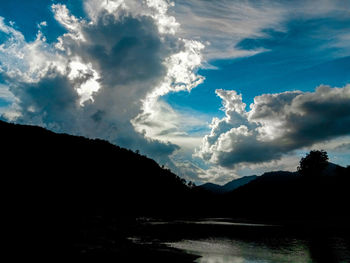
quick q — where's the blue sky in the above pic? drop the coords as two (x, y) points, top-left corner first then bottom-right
(0, 0), (65, 42)
(0, 0), (349, 184)
(166, 15), (350, 114)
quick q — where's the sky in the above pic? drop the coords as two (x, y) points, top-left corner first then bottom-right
(0, 0), (349, 184)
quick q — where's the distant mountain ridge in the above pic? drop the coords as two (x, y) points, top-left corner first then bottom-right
(198, 162), (344, 195)
(198, 175), (258, 194)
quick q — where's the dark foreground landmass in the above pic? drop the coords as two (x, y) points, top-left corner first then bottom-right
(1, 120), (349, 262)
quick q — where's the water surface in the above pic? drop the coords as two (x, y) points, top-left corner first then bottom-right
(130, 218), (350, 263)
(166, 237), (312, 263)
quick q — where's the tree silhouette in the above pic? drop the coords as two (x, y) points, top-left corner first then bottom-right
(187, 181), (196, 188)
(297, 150), (329, 177)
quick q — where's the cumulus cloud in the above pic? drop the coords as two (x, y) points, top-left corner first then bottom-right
(0, 0), (205, 167)
(0, 17), (65, 82)
(196, 84), (350, 168)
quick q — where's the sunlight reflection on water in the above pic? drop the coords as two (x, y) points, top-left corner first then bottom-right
(132, 218), (350, 263)
(166, 238), (313, 263)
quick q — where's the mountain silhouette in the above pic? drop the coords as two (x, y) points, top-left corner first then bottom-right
(1, 119), (195, 261)
(226, 169), (350, 221)
(2, 119), (349, 219)
(321, 162), (344, 176)
(197, 175), (258, 194)
(2, 120), (349, 262)
(192, 167), (350, 222)
(1, 119), (193, 211)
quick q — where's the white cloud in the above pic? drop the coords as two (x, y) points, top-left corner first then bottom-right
(196, 84), (350, 168)
(132, 99), (209, 148)
(172, 0), (285, 60)
(67, 59), (101, 105)
(171, 0), (350, 61)
(0, 84), (21, 120)
(0, 17), (67, 82)
(178, 161), (242, 185)
(0, 84), (15, 102)
(84, 0), (179, 34)
(52, 4), (84, 40)
(131, 37), (206, 149)
(38, 21), (47, 28)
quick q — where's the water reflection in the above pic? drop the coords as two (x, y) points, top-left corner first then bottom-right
(132, 218), (350, 263)
(166, 238), (312, 263)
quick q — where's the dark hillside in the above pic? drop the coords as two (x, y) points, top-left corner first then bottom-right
(222, 175), (258, 192)
(1, 120), (193, 261)
(227, 169), (350, 221)
(197, 182), (224, 193)
(1, 120), (191, 215)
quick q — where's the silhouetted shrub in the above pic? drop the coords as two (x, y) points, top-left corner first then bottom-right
(297, 150), (329, 177)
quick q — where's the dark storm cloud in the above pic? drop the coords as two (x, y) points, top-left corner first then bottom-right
(64, 12), (171, 88)
(10, 70), (80, 130)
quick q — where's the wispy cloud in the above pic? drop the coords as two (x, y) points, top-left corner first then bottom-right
(132, 99), (210, 149)
(172, 0), (285, 60)
(172, 0), (350, 61)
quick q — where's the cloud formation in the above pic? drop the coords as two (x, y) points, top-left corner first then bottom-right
(196, 85), (350, 168)
(1, 0), (349, 184)
(172, 0), (284, 60)
(172, 0), (350, 60)
(0, 0), (204, 167)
